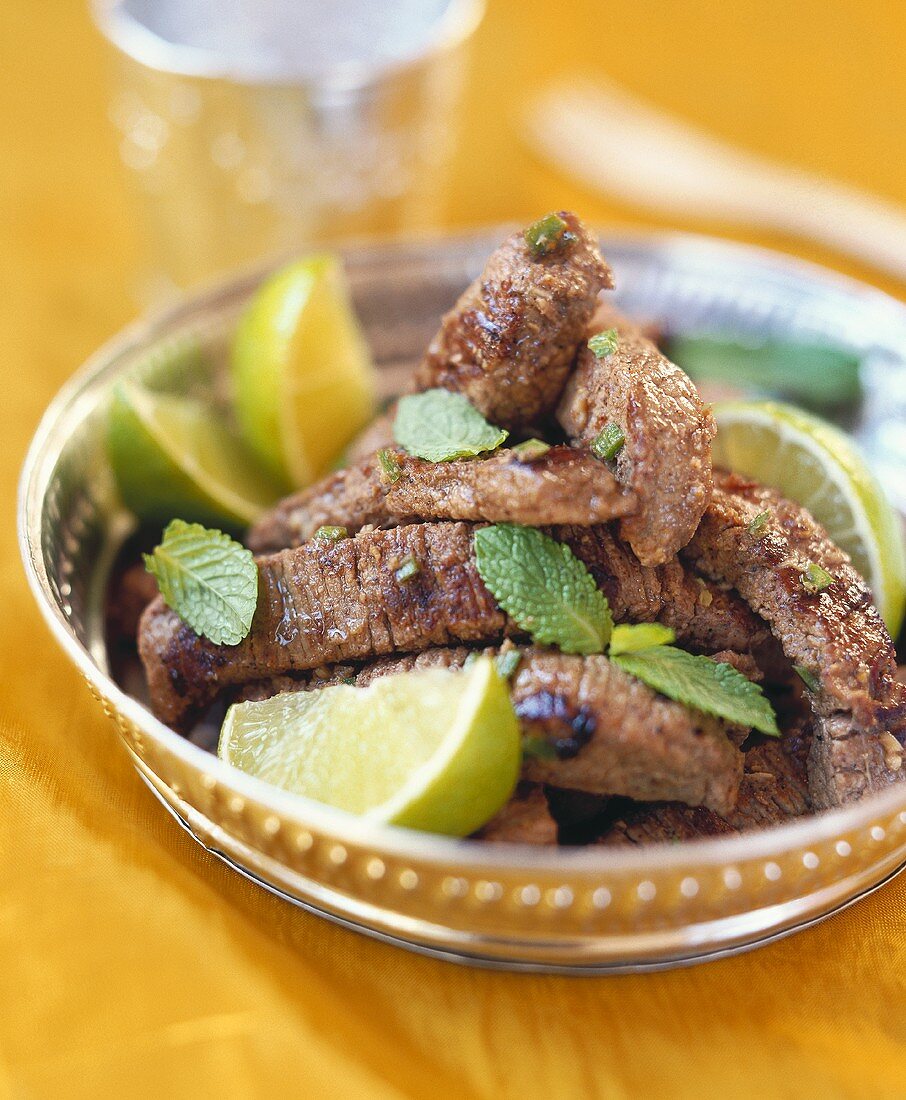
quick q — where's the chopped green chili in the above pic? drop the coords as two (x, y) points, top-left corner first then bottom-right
(591, 423), (625, 461)
(511, 438), (551, 462)
(394, 555), (420, 584)
(801, 561), (834, 594)
(314, 525), (349, 542)
(523, 213), (575, 258)
(377, 448), (402, 484)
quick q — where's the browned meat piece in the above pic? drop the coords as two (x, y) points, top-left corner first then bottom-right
(596, 717), (813, 845)
(683, 471), (905, 808)
(474, 783), (558, 845)
(343, 407), (396, 465)
(106, 561), (159, 645)
(140, 524), (508, 730)
(142, 519), (773, 730)
(245, 645), (742, 813)
(416, 212), (613, 429)
(557, 307), (715, 566)
(512, 650), (742, 813)
(707, 650), (764, 682)
(555, 524), (777, 661)
(248, 446), (637, 553)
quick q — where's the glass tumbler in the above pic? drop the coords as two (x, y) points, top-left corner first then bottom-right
(92, 0), (484, 295)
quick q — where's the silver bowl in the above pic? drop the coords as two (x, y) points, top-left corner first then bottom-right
(19, 229), (906, 973)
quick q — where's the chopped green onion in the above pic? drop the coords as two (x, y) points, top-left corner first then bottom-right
(801, 561), (835, 594)
(462, 652), (480, 671)
(394, 555), (420, 584)
(747, 511), (769, 536)
(591, 423), (625, 461)
(511, 438), (551, 462)
(496, 648), (522, 680)
(521, 735), (557, 761)
(794, 664), (821, 692)
(377, 448), (402, 484)
(523, 213), (575, 259)
(588, 328), (619, 359)
(314, 525), (348, 542)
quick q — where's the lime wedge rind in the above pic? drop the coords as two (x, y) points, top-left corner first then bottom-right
(713, 399), (906, 636)
(108, 380), (281, 529)
(219, 658), (521, 837)
(230, 255), (377, 490)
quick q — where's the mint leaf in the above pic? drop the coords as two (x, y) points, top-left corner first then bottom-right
(609, 623), (675, 655)
(474, 525), (612, 655)
(394, 389), (508, 462)
(144, 519), (258, 645)
(612, 646), (779, 735)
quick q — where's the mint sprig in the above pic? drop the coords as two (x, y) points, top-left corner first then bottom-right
(394, 389), (508, 462)
(474, 525), (612, 655)
(144, 519), (258, 645)
(612, 646), (779, 736)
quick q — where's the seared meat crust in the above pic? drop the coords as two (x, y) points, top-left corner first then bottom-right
(475, 783), (559, 845)
(557, 308), (715, 566)
(596, 716), (813, 845)
(240, 645), (743, 813)
(344, 407), (396, 465)
(248, 446), (636, 553)
(416, 212), (613, 429)
(142, 521), (772, 730)
(684, 471), (905, 808)
(554, 525), (775, 659)
(140, 523), (507, 730)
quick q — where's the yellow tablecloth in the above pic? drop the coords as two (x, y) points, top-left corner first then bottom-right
(3, 2), (905, 1096)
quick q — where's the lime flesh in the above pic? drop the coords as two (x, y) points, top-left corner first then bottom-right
(219, 658), (522, 837)
(230, 255), (377, 490)
(713, 399), (906, 636)
(108, 381), (280, 529)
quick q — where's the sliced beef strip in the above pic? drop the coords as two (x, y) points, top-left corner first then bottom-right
(248, 446), (637, 553)
(554, 524), (778, 662)
(140, 523), (508, 731)
(683, 470), (905, 808)
(106, 561), (160, 647)
(474, 783), (559, 845)
(238, 645), (743, 813)
(416, 212), (613, 430)
(557, 307), (715, 566)
(595, 715), (813, 845)
(343, 407), (396, 466)
(512, 650), (742, 813)
(143, 519), (773, 731)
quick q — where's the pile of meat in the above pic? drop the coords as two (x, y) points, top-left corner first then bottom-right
(132, 212), (906, 845)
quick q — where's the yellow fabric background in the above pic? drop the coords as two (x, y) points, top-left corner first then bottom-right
(2, 1), (905, 1096)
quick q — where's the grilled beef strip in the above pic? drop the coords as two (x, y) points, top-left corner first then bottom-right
(140, 523), (507, 731)
(557, 307), (715, 566)
(236, 645), (744, 813)
(553, 524), (778, 662)
(683, 470), (905, 808)
(474, 783), (559, 845)
(594, 715), (813, 845)
(344, 407), (396, 465)
(415, 212), (613, 429)
(142, 520), (773, 731)
(247, 446), (637, 553)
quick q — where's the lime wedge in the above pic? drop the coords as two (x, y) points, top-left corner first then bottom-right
(219, 658), (521, 836)
(231, 255), (377, 489)
(108, 380), (281, 529)
(713, 399), (906, 635)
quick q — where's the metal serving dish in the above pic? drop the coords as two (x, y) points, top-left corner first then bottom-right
(19, 230), (906, 973)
